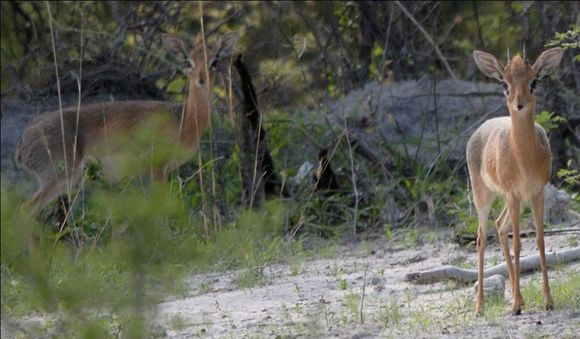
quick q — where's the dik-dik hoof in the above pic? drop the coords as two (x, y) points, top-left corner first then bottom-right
(475, 304), (484, 317)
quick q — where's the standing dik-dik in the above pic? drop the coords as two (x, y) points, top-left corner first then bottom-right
(468, 47), (563, 315)
(16, 32), (239, 215)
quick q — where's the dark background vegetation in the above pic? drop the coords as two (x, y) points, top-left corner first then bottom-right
(1, 1), (578, 337)
(2, 2), (579, 100)
(2, 1), (578, 222)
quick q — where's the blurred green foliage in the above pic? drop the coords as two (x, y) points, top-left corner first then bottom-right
(548, 25), (580, 61)
(2, 175), (290, 336)
(535, 110), (567, 133)
(1, 119), (290, 336)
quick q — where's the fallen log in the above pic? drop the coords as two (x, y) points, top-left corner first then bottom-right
(405, 246), (580, 285)
(455, 226), (580, 245)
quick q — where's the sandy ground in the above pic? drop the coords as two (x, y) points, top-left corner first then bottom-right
(154, 230), (580, 339)
(2, 228), (578, 338)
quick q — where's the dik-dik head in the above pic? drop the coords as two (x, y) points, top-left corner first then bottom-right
(473, 47), (563, 113)
(163, 32), (239, 89)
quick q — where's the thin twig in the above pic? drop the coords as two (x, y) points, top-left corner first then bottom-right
(205, 9), (245, 38)
(424, 103), (504, 180)
(345, 125), (359, 236)
(412, 93), (429, 169)
(433, 67), (441, 154)
(394, 1), (457, 80)
(198, 1), (210, 237)
(359, 263), (369, 324)
(472, 1), (485, 49)
(46, 2), (71, 201)
(378, 4), (394, 80)
(249, 96), (264, 209)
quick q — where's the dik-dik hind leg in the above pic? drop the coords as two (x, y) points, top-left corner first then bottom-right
(26, 177), (71, 216)
(531, 192), (554, 310)
(25, 154), (84, 217)
(24, 142), (84, 215)
(21, 178), (69, 255)
(472, 177), (494, 316)
(151, 160), (179, 183)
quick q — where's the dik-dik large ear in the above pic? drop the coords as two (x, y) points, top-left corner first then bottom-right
(212, 32), (240, 62)
(473, 50), (505, 81)
(162, 34), (189, 61)
(532, 47), (563, 80)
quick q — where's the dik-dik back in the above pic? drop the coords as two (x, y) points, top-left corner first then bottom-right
(17, 32), (239, 215)
(17, 101), (180, 177)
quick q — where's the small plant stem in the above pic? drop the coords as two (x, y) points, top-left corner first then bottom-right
(198, 2), (210, 237)
(359, 263), (369, 324)
(345, 129), (359, 236)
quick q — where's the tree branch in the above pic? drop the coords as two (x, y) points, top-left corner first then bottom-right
(394, 1), (457, 80)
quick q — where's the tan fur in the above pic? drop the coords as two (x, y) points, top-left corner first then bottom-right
(468, 47), (563, 315)
(17, 32), (239, 215)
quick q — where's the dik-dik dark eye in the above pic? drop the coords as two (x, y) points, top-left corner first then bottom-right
(530, 79), (537, 93)
(209, 58), (218, 71)
(184, 59), (195, 69)
(500, 81), (509, 95)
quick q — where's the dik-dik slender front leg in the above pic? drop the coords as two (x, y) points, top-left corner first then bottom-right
(531, 191), (554, 310)
(495, 206), (515, 296)
(475, 205), (489, 316)
(507, 196), (523, 315)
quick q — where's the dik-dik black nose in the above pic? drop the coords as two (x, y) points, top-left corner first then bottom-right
(517, 104), (524, 110)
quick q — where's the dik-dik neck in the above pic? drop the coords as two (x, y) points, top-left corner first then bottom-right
(509, 100), (541, 167)
(183, 82), (212, 142)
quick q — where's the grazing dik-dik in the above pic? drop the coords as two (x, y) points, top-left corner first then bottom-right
(468, 46), (563, 315)
(16, 32), (239, 215)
